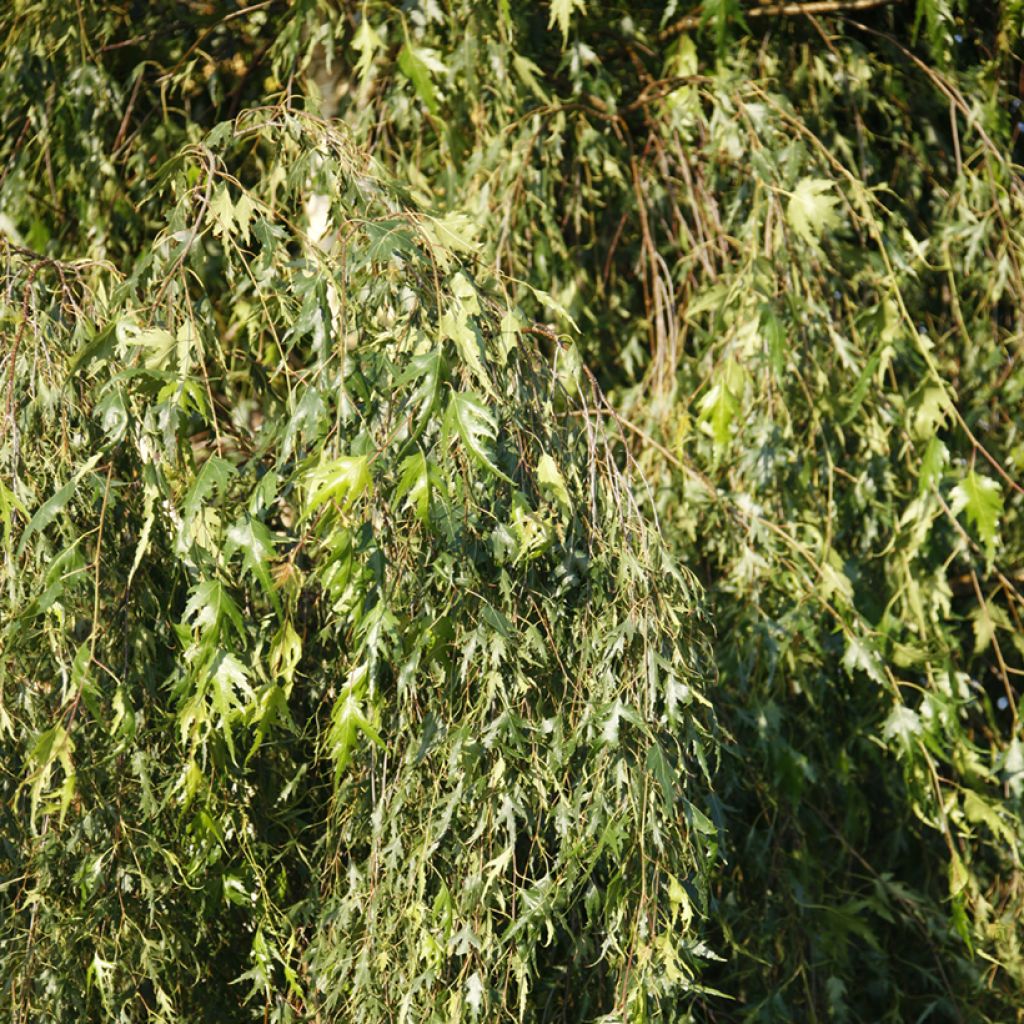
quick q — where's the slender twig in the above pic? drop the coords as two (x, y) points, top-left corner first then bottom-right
(658, 0), (902, 42)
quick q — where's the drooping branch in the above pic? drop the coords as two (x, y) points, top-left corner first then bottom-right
(657, 0), (903, 42)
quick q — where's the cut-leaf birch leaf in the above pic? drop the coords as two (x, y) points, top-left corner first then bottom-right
(537, 453), (571, 513)
(208, 650), (254, 759)
(352, 15), (383, 80)
(395, 451), (433, 522)
(303, 454), (373, 517)
(951, 471), (1003, 559)
(443, 390), (509, 480)
(787, 178), (842, 246)
(549, 0), (585, 42)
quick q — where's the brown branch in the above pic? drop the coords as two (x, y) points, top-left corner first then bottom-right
(657, 0), (902, 42)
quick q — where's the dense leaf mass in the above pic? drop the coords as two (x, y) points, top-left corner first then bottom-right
(1, 2), (1023, 1022)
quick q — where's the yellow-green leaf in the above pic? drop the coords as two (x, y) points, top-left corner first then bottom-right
(951, 471), (1003, 559)
(537, 453), (571, 513)
(787, 177), (842, 246)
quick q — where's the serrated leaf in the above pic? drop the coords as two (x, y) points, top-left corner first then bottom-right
(537, 453), (571, 513)
(512, 54), (549, 102)
(395, 350), (443, 448)
(248, 682), (294, 762)
(88, 952), (115, 1008)
(951, 471), (1003, 558)
(269, 620), (302, 685)
(843, 633), (884, 684)
(117, 320), (177, 370)
(948, 849), (969, 897)
(397, 43), (440, 114)
(24, 723), (76, 829)
(508, 495), (551, 564)
(963, 789), (1017, 848)
(209, 184), (235, 239)
(208, 650), (254, 759)
(646, 741), (676, 815)
(700, 0), (746, 50)
(440, 301), (491, 395)
(126, 473), (158, 592)
(234, 192), (256, 245)
(304, 454), (373, 517)
(787, 178), (842, 246)
(182, 455), (236, 525)
(395, 452), (433, 522)
(498, 309), (523, 364)
(352, 16), (383, 80)
(549, 0), (585, 42)
(328, 664), (383, 782)
(466, 972), (486, 1016)
(697, 359), (745, 451)
(443, 391), (509, 480)
(918, 436), (948, 494)
(528, 284), (579, 331)
(225, 517), (281, 614)
(420, 212), (479, 266)
(363, 218), (416, 261)
(685, 799), (717, 836)
(16, 451), (104, 559)
(1004, 739), (1024, 799)
(910, 385), (952, 440)
(882, 705), (921, 749)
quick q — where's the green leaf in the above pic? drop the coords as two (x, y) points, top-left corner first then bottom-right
(910, 385), (952, 440)
(16, 450), (104, 559)
(646, 741), (677, 815)
(948, 849), (969, 897)
(508, 494), (551, 564)
(303, 454), (373, 517)
(420, 212), (480, 265)
(527, 284), (579, 331)
(327, 664), (383, 782)
(209, 184), (235, 239)
(397, 43), (441, 114)
(443, 391), (509, 481)
(208, 650), (254, 759)
(126, 472), (158, 591)
(951, 471), (1003, 558)
(700, 0), (747, 50)
(512, 54), (549, 103)
(395, 452), (433, 522)
(685, 799), (717, 836)
(225, 517), (281, 614)
(549, 0), (585, 42)
(537, 453), (571, 513)
(882, 705), (922, 750)
(963, 790), (1018, 848)
(182, 579), (245, 639)
(395, 351), (443, 448)
(125, 325), (178, 370)
(843, 633), (885, 684)
(918, 436), (948, 494)
(182, 455), (236, 525)
(269, 620), (302, 685)
(363, 218), (416, 261)
(24, 723), (76, 829)
(234, 192), (256, 245)
(697, 359), (745, 451)
(440, 299), (491, 395)
(787, 178), (842, 246)
(352, 15), (383, 80)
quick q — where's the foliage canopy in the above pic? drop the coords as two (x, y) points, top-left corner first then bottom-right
(2, 2), (1023, 1022)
